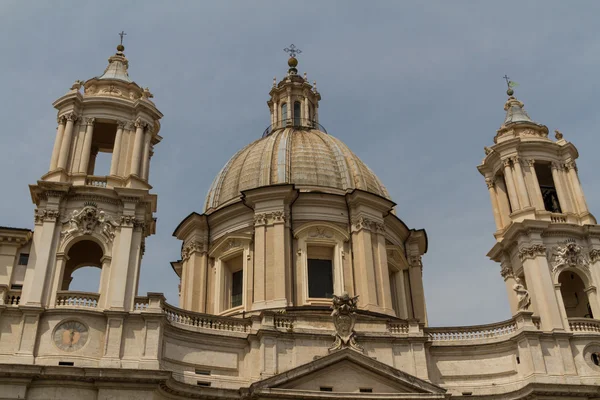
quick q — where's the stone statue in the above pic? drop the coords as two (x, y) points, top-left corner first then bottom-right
(98, 211), (118, 241)
(329, 292), (363, 353)
(513, 278), (531, 311)
(70, 80), (84, 91)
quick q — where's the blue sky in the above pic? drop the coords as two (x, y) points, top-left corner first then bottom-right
(1, 1), (599, 326)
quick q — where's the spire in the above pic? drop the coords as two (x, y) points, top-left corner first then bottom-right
(98, 32), (132, 83)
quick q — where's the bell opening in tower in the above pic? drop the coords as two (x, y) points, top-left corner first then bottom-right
(87, 121), (118, 177)
(534, 162), (562, 213)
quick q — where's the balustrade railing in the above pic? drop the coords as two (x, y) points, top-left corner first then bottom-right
(426, 318), (518, 341)
(55, 291), (99, 308)
(387, 322), (409, 334)
(274, 315), (295, 330)
(4, 291), (21, 306)
(134, 296), (150, 311)
(162, 303), (250, 332)
(569, 318), (600, 333)
(550, 213), (567, 223)
(85, 176), (107, 188)
(262, 118), (327, 137)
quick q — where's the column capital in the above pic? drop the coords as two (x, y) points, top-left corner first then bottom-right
(64, 112), (78, 122)
(518, 244), (547, 262)
(526, 158), (535, 167)
(551, 161), (563, 171)
(117, 120), (127, 129)
(485, 177), (495, 189)
(85, 117), (96, 126)
(57, 115), (67, 125)
(502, 158), (512, 167)
(565, 160), (577, 172)
(134, 118), (148, 129)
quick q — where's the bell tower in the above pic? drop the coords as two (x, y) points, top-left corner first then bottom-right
(20, 39), (163, 313)
(479, 84), (600, 332)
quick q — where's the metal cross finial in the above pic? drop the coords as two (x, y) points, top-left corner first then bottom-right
(119, 31), (127, 45)
(284, 44), (302, 58)
(503, 75), (511, 89)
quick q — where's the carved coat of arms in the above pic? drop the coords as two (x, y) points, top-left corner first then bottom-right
(329, 292), (363, 353)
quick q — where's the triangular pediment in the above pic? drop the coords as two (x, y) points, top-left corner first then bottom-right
(249, 348), (447, 398)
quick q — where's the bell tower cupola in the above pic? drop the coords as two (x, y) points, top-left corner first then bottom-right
(265, 45), (322, 135)
(21, 36), (163, 317)
(480, 81), (600, 333)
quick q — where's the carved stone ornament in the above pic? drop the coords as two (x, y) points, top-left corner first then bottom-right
(350, 216), (377, 233)
(308, 227), (333, 239)
(120, 215), (137, 226)
(70, 80), (84, 91)
(61, 203), (118, 242)
(329, 292), (363, 353)
(272, 210), (286, 223)
(513, 278), (531, 311)
(551, 241), (589, 273)
(35, 209), (60, 223)
(589, 249), (600, 263)
(518, 244), (547, 262)
(500, 264), (514, 279)
(181, 241), (206, 261)
(254, 213), (268, 226)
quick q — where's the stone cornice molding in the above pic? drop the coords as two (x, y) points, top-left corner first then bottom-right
(518, 244), (547, 262)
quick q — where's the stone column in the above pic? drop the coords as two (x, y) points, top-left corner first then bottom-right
(495, 178), (511, 224)
(526, 159), (545, 210)
(21, 206), (61, 307)
(78, 117), (96, 174)
(551, 162), (571, 213)
(273, 101), (278, 128)
(287, 92), (292, 124)
(107, 215), (135, 310)
(315, 103), (319, 124)
(87, 147), (99, 175)
(350, 217), (379, 310)
(130, 119), (146, 177)
(141, 130), (152, 180)
(394, 269), (409, 319)
(512, 156), (531, 208)
(272, 211), (291, 306)
(304, 96), (309, 121)
(48, 253), (69, 308)
(49, 116), (66, 171)
(500, 256), (518, 315)
(253, 214), (267, 308)
(373, 224), (394, 315)
(57, 112), (77, 170)
(503, 158), (520, 211)
(408, 255), (427, 324)
(566, 161), (589, 214)
(486, 178), (503, 230)
(109, 121), (125, 176)
(519, 244), (564, 331)
(585, 286), (600, 319)
(554, 283), (569, 331)
(181, 241), (208, 312)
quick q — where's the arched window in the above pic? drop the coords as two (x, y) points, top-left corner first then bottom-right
(294, 101), (302, 126)
(62, 240), (103, 293)
(559, 270), (592, 318)
(281, 103), (288, 123)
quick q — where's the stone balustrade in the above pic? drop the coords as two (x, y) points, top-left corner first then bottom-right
(4, 290), (21, 306)
(55, 291), (100, 308)
(387, 321), (409, 334)
(85, 176), (107, 187)
(134, 296), (150, 311)
(274, 315), (295, 330)
(569, 318), (600, 333)
(426, 318), (519, 342)
(162, 303), (250, 332)
(550, 213), (567, 223)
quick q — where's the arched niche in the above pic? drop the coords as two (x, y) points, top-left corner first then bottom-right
(558, 269), (594, 318)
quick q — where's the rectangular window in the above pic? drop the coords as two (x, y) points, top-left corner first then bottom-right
(18, 253), (29, 266)
(360, 388), (373, 393)
(231, 270), (243, 307)
(320, 387), (333, 392)
(308, 259), (333, 298)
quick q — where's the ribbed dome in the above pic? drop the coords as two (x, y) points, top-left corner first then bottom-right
(204, 128), (390, 211)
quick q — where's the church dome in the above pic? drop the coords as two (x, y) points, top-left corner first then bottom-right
(204, 127), (390, 211)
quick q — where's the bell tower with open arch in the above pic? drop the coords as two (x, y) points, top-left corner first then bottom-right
(20, 38), (163, 319)
(479, 83), (600, 332)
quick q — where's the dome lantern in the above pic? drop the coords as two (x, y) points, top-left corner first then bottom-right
(265, 45), (322, 135)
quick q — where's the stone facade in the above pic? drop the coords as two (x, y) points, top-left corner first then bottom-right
(1, 45), (600, 399)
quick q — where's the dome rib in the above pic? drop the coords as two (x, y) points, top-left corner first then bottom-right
(204, 128), (390, 212)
